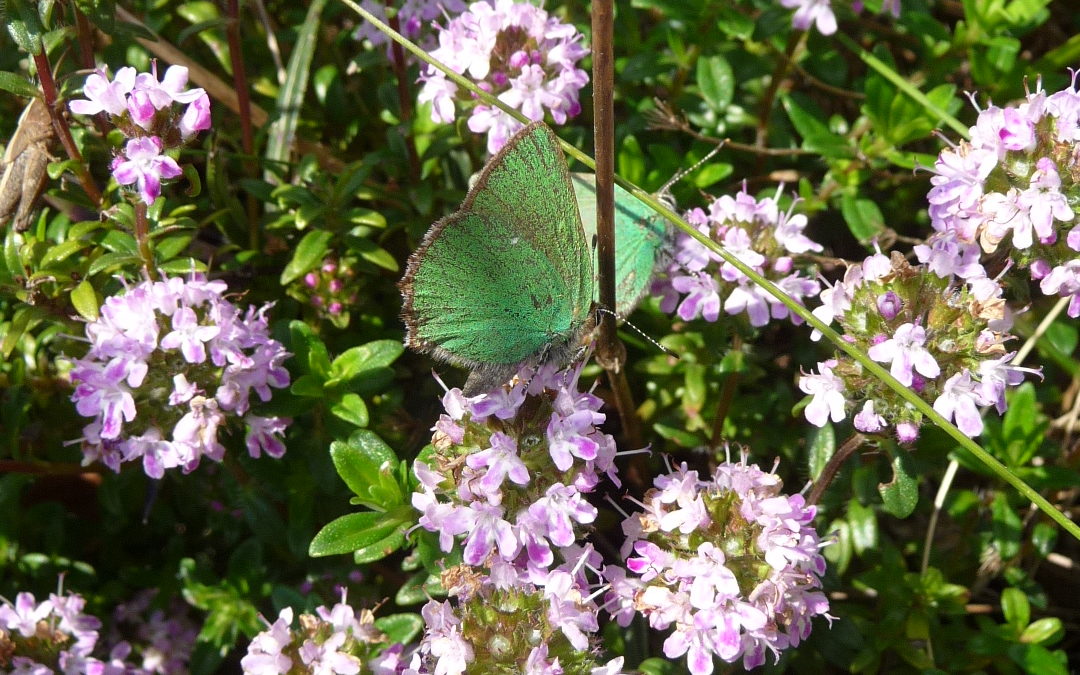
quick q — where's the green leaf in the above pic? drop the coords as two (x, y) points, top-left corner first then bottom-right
(87, 252), (141, 276)
(618, 134), (646, 186)
(4, 227), (25, 281)
(289, 374), (325, 398)
(330, 393), (369, 427)
(1001, 587), (1030, 629)
(70, 280), (99, 321)
(328, 340), (404, 386)
(1031, 522), (1057, 557)
(991, 492), (1022, 559)
(2, 305), (46, 357)
(289, 320), (332, 379)
(1021, 618), (1064, 646)
(350, 238), (399, 272)
(374, 613), (424, 645)
(654, 423), (701, 447)
(308, 510), (408, 557)
(98, 230), (139, 254)
(714, 6), (754, 39)
(781, 94), (852, 158)
(0, 71), (39, 97)
(158, 258), (207, 274)
(155, 235), (194, 261)
(807, 423), (835, 482)
(353, 527), (408, 564)
(6, 1), (44, 52)
(395, 571), (435, 605)
(345, 208), (387, 228)
(330, 430), (404, 509)
(264, 0), (327, 181)
(878, 448), (918, 517)
(847, 499), (878, 554)
(823, 518), (853, 575)
(1043, 318), (1077, 356)
(280, 229), (333, 285)
(1006, 643), (1068, 675)
(840, 194), (885, 243)
(38, 238), (89, 269)
(637, 658), (681, 675)
(696, 54), (734, 112)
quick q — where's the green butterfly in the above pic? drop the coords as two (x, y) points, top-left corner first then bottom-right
(400, 122), (668, 395)
(571, 173), (669, 317)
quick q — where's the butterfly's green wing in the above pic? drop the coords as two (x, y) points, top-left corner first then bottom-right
(571, 173), (670, 316)
(400, 123), (593, 394)
(467, 124), (593, 324)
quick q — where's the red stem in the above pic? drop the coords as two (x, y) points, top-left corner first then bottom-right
(386, 0), (420, 183)
(33, 49), (103, 207)
(226, 0), (255, 157)
(225, 0), (260, 250)
(73, 9), (97, 71)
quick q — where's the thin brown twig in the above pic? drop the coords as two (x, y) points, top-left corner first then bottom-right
(755, 31), (805, 154)
(73, 9), (97, 71)
(647, 101), (814, 157)
(782, 49), (865, 100)
(807, 432), (867, 506)
(710, 335), (742, 447)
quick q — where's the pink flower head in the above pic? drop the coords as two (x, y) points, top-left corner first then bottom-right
(867, 322), (940, 387)
(180, 93), (212, 139)
(933, 371), (985, 437)
(798, 360), (847, 426)
(134, 64), (206, 109)
(69, 67), (137, 117)
(616, 453), (831, 672)
(111, 136), (183, 205)
(419, 0), (588, 152)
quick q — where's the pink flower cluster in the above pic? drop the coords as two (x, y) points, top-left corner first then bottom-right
(653, 186), (822, 328)
(607, 455), (832, 674)
(69, 274), (291, 478)
(241, 593), (400, 674)
(409, 365), (627, 672)
(410, 553), (625, 675)
(0, 587), (195, 674)
(926, 72), (1080, 315)
(799, 249), (1035, 440)
(412, 364), (616, 572)
(69, 64), (211, 205)
(417, 0), (589, 153)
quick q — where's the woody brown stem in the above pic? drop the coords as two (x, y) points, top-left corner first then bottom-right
(807, 433), (867, 506)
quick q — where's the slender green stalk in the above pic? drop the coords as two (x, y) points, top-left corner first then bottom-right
(344, 0), (1080, 542)
(835, 33), (969, 139)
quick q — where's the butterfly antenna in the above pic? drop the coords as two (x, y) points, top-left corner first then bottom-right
(595, 307), (678, 359)
(656, 141), (727, 201)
